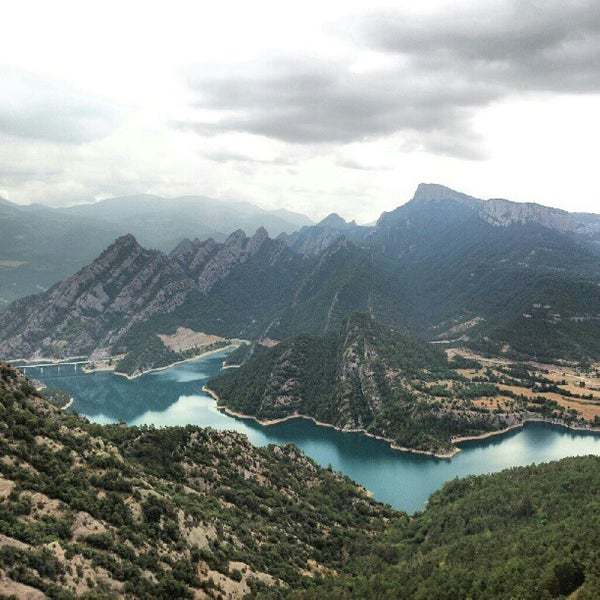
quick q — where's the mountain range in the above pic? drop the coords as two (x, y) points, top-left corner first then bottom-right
(2, 183), (600, 365)
(0, 194), (312, 305)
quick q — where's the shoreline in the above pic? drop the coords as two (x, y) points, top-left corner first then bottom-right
(9, 342), (247, 380)
(61, 397), (74, 411)
(452, 417), (600, 445)
(113, 344), (242, 380)
(201, 386), (459, 459)
(201, 386), (600, 460)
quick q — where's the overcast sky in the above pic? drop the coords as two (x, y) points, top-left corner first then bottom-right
(1, 0), (599, 222)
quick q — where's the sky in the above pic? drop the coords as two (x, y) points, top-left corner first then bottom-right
(1, 0), (599, 223)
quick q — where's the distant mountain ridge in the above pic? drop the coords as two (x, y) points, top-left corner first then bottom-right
(3, 182), (600, 365)
(59, 193), (313, 249)
(391, 183), (600, 239)
(0, 194), (312, 304)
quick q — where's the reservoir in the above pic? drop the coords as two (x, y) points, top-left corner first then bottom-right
(20, 350), (600, 513)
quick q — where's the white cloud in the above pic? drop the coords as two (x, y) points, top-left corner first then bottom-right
(0, 0), (598, 222)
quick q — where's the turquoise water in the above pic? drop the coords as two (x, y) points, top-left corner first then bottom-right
(20, 351), (600, 513)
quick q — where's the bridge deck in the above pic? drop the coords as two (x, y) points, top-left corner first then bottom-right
(19, 361), (88, 369)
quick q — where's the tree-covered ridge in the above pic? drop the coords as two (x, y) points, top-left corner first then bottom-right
(113, 335), (232, 377)
(0, 363), (394, 598)
(291, 455), (600, 599)
(208, 314), (598, 455)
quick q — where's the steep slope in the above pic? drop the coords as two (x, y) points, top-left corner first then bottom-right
(371, 185), (600, 359)
(5, 182), (600, 364)
(278, 213), (369, 256)
(0, 362), (392, 598)
(0, 234), (194, 359)
(0, 228), (295, 362)
(118, 236), (400, 351)
(273, 183), (600, 360)
(293, 456), (600, 600)
(209, 314), (570, 456)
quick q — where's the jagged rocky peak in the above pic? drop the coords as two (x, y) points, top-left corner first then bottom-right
(318, 213), (348, 229)
(225, 228), (247, 244)
(251, 225), (269, 243)
(96, 233), (146, 266)
(246, 226), (268, 253)
(110, 232), (141, 249)
(170, 237), (197, 257)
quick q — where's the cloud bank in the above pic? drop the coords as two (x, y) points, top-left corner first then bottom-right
(181, 1), (600, 159)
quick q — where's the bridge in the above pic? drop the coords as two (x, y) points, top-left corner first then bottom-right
(18, 360), (89, 369)
(17, 360), (89, 375)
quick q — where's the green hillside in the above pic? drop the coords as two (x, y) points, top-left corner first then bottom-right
(211, 314), (568, 455)
(291, 456), (600, 599)
(0, 362), (393, 597)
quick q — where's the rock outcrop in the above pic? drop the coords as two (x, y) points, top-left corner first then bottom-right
(0, 228), (273, 359)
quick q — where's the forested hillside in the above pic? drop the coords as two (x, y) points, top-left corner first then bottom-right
(2, 362), (600, 598)
(208, 314), (597, 455)
(0, 363), (393, 597)
(291, 456), (600, 599)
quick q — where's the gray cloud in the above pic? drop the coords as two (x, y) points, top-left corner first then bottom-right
(183, 58), (494, 158)
(0, 69), (121, 144)
(336, 158), (392, 172)
(363, 0), (600, 93)
(181, 1), (600, 159)
(0, 166), (61, 186)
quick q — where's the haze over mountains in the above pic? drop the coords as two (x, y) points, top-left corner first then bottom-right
(0, 194), (312, 304)
(2, 183), (600, 367)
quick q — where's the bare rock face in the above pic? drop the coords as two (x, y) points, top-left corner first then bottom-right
(0, 235), (191, 358)
(0, 228), (273, 359)
(195, 228), (267, 293)
(279, 213), (367, 257)
(169, 228), (271, 293)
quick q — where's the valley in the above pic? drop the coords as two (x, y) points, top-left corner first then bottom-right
(4, 183), (600, 457)
(4, 3), (600, 595)
(16, 351), (600, 513)
(4, 359), (600, 598)
(4, 183), (600, 598)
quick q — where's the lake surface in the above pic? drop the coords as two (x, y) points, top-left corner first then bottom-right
(20, 351), (600, 513)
